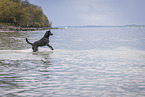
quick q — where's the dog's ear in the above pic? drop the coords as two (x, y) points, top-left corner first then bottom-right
(46, 30), (50, 32)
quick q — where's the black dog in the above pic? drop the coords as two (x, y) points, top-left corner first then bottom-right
(26, 30), (54, 52)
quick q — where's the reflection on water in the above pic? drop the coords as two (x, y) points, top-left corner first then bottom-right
(0, 32), (29, 50)
(0, 28), (145, 96)
(0, 60), (52, 96)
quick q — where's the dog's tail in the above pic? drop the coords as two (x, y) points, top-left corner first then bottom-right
(26, 38), (33, 45)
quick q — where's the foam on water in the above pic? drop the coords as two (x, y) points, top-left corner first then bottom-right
(0, 47), (145, 61)
(0, 48), (54, 61)
(53, 47), (145, 61)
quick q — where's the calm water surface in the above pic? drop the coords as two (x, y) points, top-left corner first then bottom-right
(0, 27), (145, 97)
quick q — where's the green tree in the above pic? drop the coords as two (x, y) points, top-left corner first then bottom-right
(0, 0), (51, 27)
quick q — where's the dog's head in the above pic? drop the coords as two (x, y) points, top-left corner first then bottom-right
(44, 30), (53, 38)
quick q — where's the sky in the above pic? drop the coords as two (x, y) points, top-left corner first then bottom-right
(29, 0), (145, 27)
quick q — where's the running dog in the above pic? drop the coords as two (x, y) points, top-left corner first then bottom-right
(26, 30), (54, 52)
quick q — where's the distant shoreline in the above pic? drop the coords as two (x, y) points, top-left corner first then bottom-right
(1, 25), (145, 32)
(59, 25), (145, 28)
(0, 25), (54, 31)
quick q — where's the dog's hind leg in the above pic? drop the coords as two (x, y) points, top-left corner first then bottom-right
(47, 44), (54, 50)
(32, 45), (38, 52)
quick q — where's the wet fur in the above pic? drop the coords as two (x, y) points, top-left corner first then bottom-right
(26, 30), (54, 52)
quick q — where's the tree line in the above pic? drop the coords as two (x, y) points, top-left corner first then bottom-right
(0, 0), (52, 27)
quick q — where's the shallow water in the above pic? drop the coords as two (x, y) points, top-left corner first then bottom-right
(0, 27), (145, 97)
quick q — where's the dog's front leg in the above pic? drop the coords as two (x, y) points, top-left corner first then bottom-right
(47, 44), (54, 50)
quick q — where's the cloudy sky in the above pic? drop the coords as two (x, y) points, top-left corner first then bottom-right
(29, 0), (145, 27)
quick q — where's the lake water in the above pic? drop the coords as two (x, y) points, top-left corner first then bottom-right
(0, 27), (145, 97)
